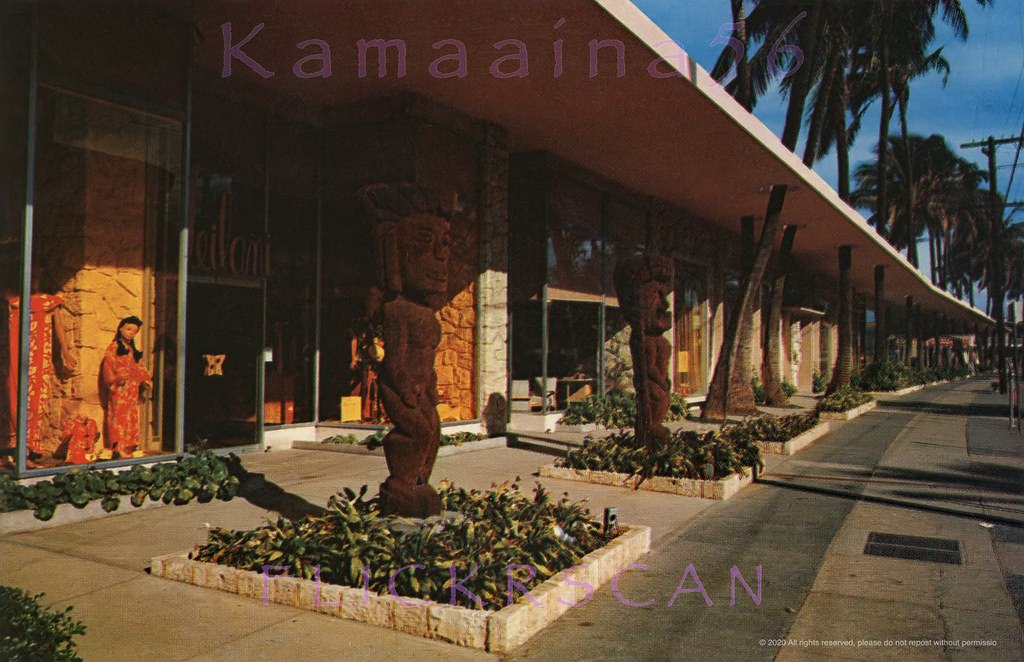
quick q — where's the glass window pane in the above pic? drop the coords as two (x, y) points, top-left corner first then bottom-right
(29, 88), (182, 467)
(675, 262), (708, 396)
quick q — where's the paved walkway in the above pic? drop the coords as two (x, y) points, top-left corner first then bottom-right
(0, 379), (1021, 660)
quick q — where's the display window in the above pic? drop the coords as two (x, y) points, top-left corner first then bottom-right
(675, 262), (709, 396)
(21, 87), (182, 468)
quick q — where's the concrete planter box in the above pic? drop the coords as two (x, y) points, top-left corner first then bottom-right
(292, 436), (507, 458)
(0, 493), (176, 536)
(538, 464), (753, 500)
(555, 422), (598, 433)
(819, 399), (877, 421)
(150, 524), (651, 653)
(866, 384), (925, 398)
(754, 421), (833, 456)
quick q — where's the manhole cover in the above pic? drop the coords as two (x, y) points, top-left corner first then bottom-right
(864, 532), (962, 565)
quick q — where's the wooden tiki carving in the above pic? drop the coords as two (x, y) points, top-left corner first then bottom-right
(361, 184), (451, 517)
(613, 254), (673, 450)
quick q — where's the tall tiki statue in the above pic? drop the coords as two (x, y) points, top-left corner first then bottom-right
(362, 184), (451, 517)
(614, 255), (673, 450)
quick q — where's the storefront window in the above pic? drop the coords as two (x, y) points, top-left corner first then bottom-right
(27, 87), (182, 468)
(0, 6), (30, 471)
(675, 262), (708, 396)
(547, 301), (600, 408)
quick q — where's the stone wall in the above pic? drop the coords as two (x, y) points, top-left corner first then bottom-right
(34, 118), (149, 455)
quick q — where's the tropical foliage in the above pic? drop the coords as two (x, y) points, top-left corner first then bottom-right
(0, 587), (86, 662)
(723, 413), (819, 443)
(0, 451), (240, 521)
(323, 431), (487, 450)
(192, 481), (610, 610)
(817, 386), (874, 412)
(559, 428), (762, 481)
(560, 391), (691, 428)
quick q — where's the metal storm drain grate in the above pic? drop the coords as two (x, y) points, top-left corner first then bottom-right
(864, 532), (962, 565)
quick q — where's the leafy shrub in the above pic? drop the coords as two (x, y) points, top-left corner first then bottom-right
(0, 586), (86, 662)
(817, 386), (873, 413)
(721, 413), (819, 443)
(192, 481), (609, 610)
(0, 451), (240, 521)
(812, 372), (827, 394)
(750, 378), (766, 406)
(358, 429), (486, 450)
(322, 434), (359, 445)
(562, 390), (690, 428)
(856, 361), (920, 391)
(559, 428), (762, 481)
(781, 381), (798, 398)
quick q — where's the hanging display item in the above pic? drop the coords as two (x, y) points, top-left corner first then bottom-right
(3, 292), (77, 467)
(203, 354), (226, 377)
(100, 316), (153, 459)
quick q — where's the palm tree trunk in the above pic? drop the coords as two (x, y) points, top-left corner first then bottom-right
(898, 85), (916, 269)
(833, 76), (851, 201)
(731, 0), (752, 111)
(781, 3), (823, 151)
(827, 245), (854, 394)
(803, 45), (839, 166)
(876, 17), (892, 235)
(929, 230), (938, 283)
(703, 186), (788, 421)
(763, 226), (797, 405)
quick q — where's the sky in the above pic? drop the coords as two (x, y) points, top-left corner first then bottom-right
(633, 0), (1024, 303)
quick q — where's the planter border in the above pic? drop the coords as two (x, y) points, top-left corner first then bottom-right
(538, 464), (752, 500)
(754, 421), (833, 456)
(292, 436), (507, 458)
(0, 493), (176, 536)
(819, 399), (877, 421)
(149, 524), (651, 653)
(866, 384), (925, 398)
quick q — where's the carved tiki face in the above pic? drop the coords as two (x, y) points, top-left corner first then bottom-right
(395, 213), (450, 306)
(640, 257), (672, 336)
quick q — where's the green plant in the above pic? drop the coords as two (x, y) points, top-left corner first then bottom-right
(192, 481), (610, 610)
(440, 432), (487, 446)
(0, 586), (86, 662)
(750, 378), (766, 406)
(561, 391), (690, 428)
(812, 372), (827, 394)
(781, 381), (798, 398)
(0, 451), (240, 521)
(559, 427), (762, 482)
(322, 434), (359, 445)
(722, 413), (819, 443)
(817, 386), (873, 413)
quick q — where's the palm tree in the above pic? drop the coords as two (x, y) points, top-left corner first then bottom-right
(852, 134), (983, 271)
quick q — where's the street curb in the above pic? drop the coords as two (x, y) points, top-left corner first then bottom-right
(0, 493), (179, 536)
(819, 399), (877, 421)
(538, 465), (753, 500)
(149, 524), (651, 653)
(291, 437), (508, 458)
(755, 421), (834, 456)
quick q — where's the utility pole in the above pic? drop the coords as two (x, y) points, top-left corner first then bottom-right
(961, 135), (1024, 393)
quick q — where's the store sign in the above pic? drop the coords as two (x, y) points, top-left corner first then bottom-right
(189, 189), (272, 278)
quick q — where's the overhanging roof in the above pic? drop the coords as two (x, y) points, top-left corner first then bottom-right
(192, 0), (992, 327)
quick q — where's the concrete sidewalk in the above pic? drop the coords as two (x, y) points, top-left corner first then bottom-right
(0, 379), (1021, 660)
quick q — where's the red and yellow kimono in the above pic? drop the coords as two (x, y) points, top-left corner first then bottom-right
(100, 342), (151, 456)
(4, 293), (63, 455)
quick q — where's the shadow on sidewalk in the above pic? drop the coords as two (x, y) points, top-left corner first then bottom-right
(225, 455), (327, 520)
(878, 400), (1008, 418)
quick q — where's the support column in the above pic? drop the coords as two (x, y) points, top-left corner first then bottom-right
(828, 246), (853, 393)
(916, 303), (926, 368)
(478, 124), (510, 434)
(874, 265), (886, 364)
(904, 296), (914, 366)
(933, 312), (942, 369)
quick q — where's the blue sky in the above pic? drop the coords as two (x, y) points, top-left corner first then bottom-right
(633, 0), (1024, 290)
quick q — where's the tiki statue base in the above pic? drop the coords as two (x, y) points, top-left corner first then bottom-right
(378, 478), (442, 518)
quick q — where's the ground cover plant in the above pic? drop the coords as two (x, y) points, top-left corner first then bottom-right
(561, 391), (691, 427)
(817, 386), (874, 413)
(558, 428), (761, 482)
(721, 413), (819, 443)
(192, 481), (611, 610)
(853, 361), (971, 391)
(0, 451), (240, 521)
(0, 586), (85, 662)
(322, 431), (487, 450)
